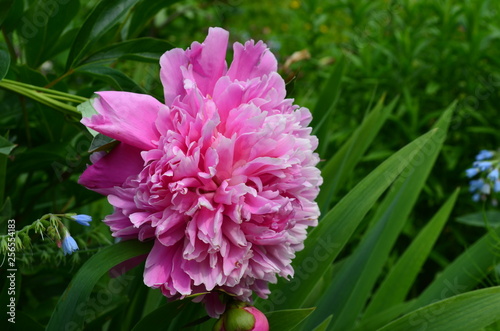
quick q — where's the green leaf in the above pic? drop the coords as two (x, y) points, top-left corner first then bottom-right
(23, 0), (80, 68)
(126, 0), (181, 39)
(316, 95), (397, 214)
(81, 38), (174, 65)
(310, 55), (346, 130)
(378, 287), (500, 331)
(75, 64), (147, 94)
(66, 0), (141, 69)
(306, 103), (454, 330)
(456, 211), (500, 228)
(0, 135), (16, 156)
(0, 0), (15, 26)
(45, 27), (80, 60)
(260, 128), (439, 312)
(77, 99), (98, 137)
(312, 315), (333, 331)
(265, 308), (315, 330)
(89, 134), (118, 153)
(0, 47), (11, 80)
(1, 0), (23, 33)
(46, 241), (153, 331)
(409, 226), (500, 311)
(362, 189), (460, 324)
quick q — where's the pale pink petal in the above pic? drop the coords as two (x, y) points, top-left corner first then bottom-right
(227, 40), (277, 81)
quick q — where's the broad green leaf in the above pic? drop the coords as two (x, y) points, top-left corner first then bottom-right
(126, 0), (182, 39)
(260, 128), (439, 312)
(378, 287), (500, 331)
(306, 103), (454, 330)
(81, 38), (174, 65)
(265, 308), (315, 330)
(316, 95), (397, 214)
(66, 0), (141, 69)
(75, 64), (147, 94)
(46, 241), (153, 331)
(456, 211), (500, 228)
(409, 226), (500, 311)
(23, 0), (80, 68)
(362, 189), (460, 324)
(0, 48), (10, 80)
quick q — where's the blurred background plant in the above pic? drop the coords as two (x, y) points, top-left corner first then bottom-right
(1, 0), (500, 330)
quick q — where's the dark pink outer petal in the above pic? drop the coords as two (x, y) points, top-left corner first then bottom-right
(226, 40), (277, 81)
(78, 143), (144, 195)
(82, 91), (162, 150)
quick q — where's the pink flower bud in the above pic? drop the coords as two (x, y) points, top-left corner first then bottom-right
(243, 306), (269, 331)
(213, 305), (269, 331)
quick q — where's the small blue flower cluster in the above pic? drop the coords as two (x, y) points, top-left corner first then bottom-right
(61, 214), (92, 255)
(466, 150), (500, 203)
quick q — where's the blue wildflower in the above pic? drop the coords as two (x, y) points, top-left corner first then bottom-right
(488, 168), (499, 181)
(62, 234), (79, 255)
(476, 150), (494, 161)
(469, 179), (485, 192)
(473, 161), (493, 171)
(495, 180), (500, 193)
(472, 193), (481, 202)
(71, 214), (92, 226)
(466, 168), (480, 178)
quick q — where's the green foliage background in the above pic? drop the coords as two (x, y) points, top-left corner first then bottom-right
(1, 0), (500, 330)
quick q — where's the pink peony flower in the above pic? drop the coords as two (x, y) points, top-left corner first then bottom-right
(79, 27), (321, 317)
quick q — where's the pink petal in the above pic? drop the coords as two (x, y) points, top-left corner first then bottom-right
(160, 48), (189, 106)
(184, 27), (229, 97)
(144, 240), (173, 287)
(227, 40), (277, 81)
(82, 91), (162, 150)
(79, 143), (143, 195)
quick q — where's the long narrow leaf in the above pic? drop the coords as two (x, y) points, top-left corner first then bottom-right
(316, 95), (397, 214)
(259, 128), (439, 312)
(66, 0), (141, 69)
(46, 241), (153, 330)
(80, 38), (173, 65)
(304, 104), (454, 330)
(378, 287), (500, 331)
(362, 189), (460, 324)
(410, 226), (500, 310)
